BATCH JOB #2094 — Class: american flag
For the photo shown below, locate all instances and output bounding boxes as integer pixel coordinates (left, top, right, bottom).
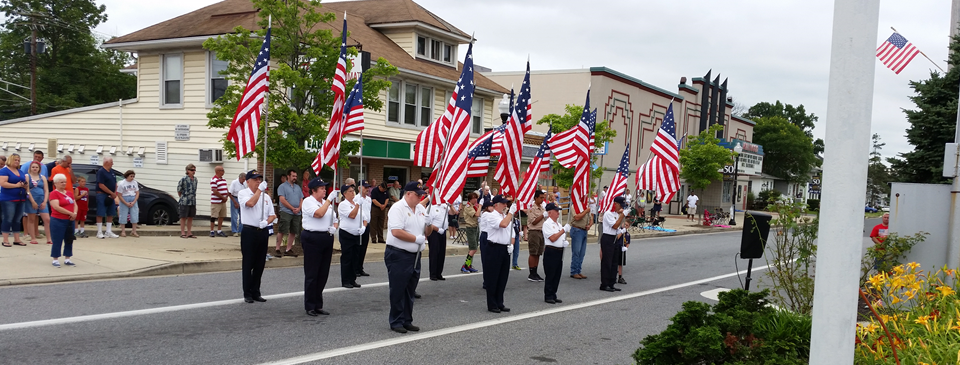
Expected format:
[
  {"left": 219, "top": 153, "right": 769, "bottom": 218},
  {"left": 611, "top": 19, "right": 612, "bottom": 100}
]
[
  {"left": 314, "top": 14, "right": 349, "bottom": 173},
  {"left": 549, "top": 90, "right": 591, "bottom": 168},
  {"left": 636, "top": 104, "right": 680, "bottom": 205},
  {"left": 514, "top": 129, "right": 551, "bottom": 210},
  {"left": 431, "top": 42, "right": 476, "bottom": 205},
  {"left": 227, "top": 28, "right": 271, "bottom": 160},
  {"left": 414, "top": 107, "right": 451, "bottom": 167},
  {"left": 568, "top": 108, "right": 596, "bottom": 214},
  {"left": 877, "top": 32, "right": 920, "bottom": 75},
  {"left": 465, "top": 131, "right": 493, "bottom": 178},
  {"left": 468, "top": 124, "right": 503, "bottom": 153},
  {"left": 341, "top": 74, "right": 364, "bottom": 135},
  {"left": 599, "top": 144, "right": 630, "bottom": 213},
  {"left": 494, "top": 61, "right": 531, "bottom": 197}
]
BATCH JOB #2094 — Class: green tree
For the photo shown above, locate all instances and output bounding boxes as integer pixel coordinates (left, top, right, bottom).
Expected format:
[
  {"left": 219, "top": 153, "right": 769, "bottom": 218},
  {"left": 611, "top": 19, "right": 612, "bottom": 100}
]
[
  {"left": 751, "top": 116, "right": 817, "bottom": 183},
  {"left": 866, "top": 133, "right": 892, "bottom": 206},
  {"left": 743, "top": 100, "right": 824, "bottom": 155},
  {"left": 889, "top": 33, "right": 960, "bottom": 184},
  {"left": 679, "top": 124, "right": 735, "bottom": 192},
  {"left": 204, "top": 0, "right": 397, "bottom": 171},
  {"left": 0, "top": 0, "right": 135, "bottom": 118},
  {"left": 537, "top": 104, "right": 616, "bottom": 190}
]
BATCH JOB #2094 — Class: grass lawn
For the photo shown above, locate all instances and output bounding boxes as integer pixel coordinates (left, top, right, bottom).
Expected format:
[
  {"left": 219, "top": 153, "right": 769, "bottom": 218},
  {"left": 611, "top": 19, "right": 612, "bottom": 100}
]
[{"left": 864, "top": 212, "right": 884, "bottom": 218}]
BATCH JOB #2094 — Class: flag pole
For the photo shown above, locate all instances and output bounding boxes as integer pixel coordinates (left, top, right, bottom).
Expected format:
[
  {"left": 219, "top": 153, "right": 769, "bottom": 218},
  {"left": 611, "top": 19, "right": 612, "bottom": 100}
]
[
  {"left": 261, "top": 15, "right": 272, "bottom": 217},
  {"left": 891, "top": 26, "right": 945, "bottom": 73}
]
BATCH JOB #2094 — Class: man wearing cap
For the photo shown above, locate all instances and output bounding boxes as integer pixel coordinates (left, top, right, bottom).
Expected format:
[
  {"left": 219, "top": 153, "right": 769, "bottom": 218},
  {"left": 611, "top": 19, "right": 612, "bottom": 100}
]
[
  {"left": 370, "top": 182, "right": 390, "bottom": 243},
  {"left": 338, "top": 184, "right": 364, "bottom": 289},
  {"left": 459, "top": 192, "right": 481, "bottom": 273},
  {"left": 599, "top": 196, "right": 626, "bottom": 292},
  {"left": 525, "top": 191, "right": 546, "bottom": 282},
  {"left": 542, "top": 202, "right": 570, "bottom": 304},
  {"left": 354, "top": 180, "right": 373, "bottom": 277},
  {"left": 426, "top": 196, "right": 450, "bottom": 281},
  {"left": 301, "top": 178, "right": 337, "bottom": 316},
  {"left": 238, "top": 170, "right": 277, "bottom": 303},
  {"left": 385, "top": 181, "right": 428, "bottom": 334},
  {"left": 480, "top": 195, "right": 515, "bottom": 313},
  {"left": 568, "top": 198, "right": 593, "bottom": 280}
]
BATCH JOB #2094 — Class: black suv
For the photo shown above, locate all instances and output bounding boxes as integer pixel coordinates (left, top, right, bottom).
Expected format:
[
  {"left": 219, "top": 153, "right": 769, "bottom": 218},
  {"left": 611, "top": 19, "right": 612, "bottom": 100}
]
[{"left": 70, "top": 164, "right": 180, "bottom": 226}]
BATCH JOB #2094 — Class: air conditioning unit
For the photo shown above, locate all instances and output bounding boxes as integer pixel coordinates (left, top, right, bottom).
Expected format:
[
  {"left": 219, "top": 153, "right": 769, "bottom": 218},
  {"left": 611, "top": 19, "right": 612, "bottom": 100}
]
[{"left": 198, "top": 148, "right": 224, "bottom": 163}]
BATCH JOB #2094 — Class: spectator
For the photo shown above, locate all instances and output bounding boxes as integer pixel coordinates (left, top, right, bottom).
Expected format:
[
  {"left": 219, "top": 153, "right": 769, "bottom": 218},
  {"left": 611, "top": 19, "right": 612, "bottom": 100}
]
[
  {"left": 0, "top": 153, "right": 27, "bottom": 246},
  {"left": 228, "top": 172, "right": 246, "bottom": 237},
  {"left": 19, "top": 150, "right": 48, "bottom": 177},
  {"left": 177, "top": 164, "right": 198, "bottom": 238},
  {"left": 300, "top": 168, "right": 311, "bottom": 199},
  {"left": 48, "top": 173, "right": 78, "bottom": 267},
  {"left": 95, "top": 157, "right": 119, "bottom": 238},
  {"left": 24, "top": 161, "right": 51, "bottom": 245},
  {"left": 870, "top": 213, "right": 890, "bottom": 244},
  {"left": 369, "top": 182, "right": 389, "bottom": 243},
  {"left": 209, "top": 166, "right": 229, "bottom": 237},
  {"left": 117, "top": 170, "right": 140, "bottom": 237},
  {"left": 49, "top": 156, "right": 75, "bottom": 199},
  {"left": 75, "top": 176, "right": 90, "bottom": 238},
  {"left": 274, "top": 174, "right": 287, "bottom": 202},
  {"left": 686, "top": 192, "right": 699, "bottom": 221},
  {"left": 276, "top": 169, "right": 303, "bottom": 257}
]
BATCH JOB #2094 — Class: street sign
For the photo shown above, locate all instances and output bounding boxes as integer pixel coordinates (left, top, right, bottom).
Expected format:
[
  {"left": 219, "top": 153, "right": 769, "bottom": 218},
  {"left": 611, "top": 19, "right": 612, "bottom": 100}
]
[
  {"left": 175, "top": 124, "right": 190, "bottom": 141},
  {"left": 593, "top": 142, "right": 609, "bottom": 155}
]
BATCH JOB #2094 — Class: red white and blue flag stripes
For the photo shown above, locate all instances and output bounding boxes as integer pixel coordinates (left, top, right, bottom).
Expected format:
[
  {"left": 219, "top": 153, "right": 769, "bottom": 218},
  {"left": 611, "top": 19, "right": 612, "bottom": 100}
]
[
  {"left": 494, "top": 61, "right": 531, "bottom": 197},
  {"left": 636, "top": 103, "right": 680, "bottom": 204},
  {"left": 313, "top": 14, "right": 349, "bottom": 173},
  {"left": 431, "top": 42, "right": 476, "bottom": 205},
  {"left": 600, "top": 144, "right": 630, "bottom": 213},
  {"left": 227, "top": 28, "right": 271, "bottom": 160},
  {"left": 515, "top": 129, "right": 552, "bottom": 210}
]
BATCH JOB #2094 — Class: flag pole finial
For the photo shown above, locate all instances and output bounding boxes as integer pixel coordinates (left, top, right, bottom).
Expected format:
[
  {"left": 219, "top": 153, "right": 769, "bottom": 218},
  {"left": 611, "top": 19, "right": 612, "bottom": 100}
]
[
  {"left": 344, "top": 11, "right": 347, "bottom": 20},
  {"left": 268, "top": 14, "right": 271, "bottom": 29},
  {"left": 890, "top": 26, "right": 897, "bottom": 33}
]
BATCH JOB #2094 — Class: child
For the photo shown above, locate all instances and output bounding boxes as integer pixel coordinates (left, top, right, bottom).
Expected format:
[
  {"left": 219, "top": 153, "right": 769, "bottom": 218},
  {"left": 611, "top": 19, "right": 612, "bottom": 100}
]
[
  {"left": 116, "top": 170, "right": 140, "bottom": 237},
  {"left": 75, "top": 176, "right": 90, "bottom": 238}
]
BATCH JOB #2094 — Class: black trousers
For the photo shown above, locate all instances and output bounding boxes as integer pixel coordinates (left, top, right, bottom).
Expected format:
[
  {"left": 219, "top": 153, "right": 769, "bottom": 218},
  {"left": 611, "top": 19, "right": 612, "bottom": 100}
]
[
  {"left": 339, "top": 229, "right": 360, "bottom": 285},
  {"left": 302, "top": 230, "right": 333, "bottom": 311},
  {"left": 599, "top": 233, "right": 620, "bottom": 288},
  {"left": 240, "top": 225, "right": 269, "bottom": 298},
  {"left": 356, "top": 229, "right": 369, "bottom": 274},
  {"left": 385, "top": 245, "right": 420, "bottom": 328},
  {"left": 428, "top": 231, "right": 446, "bottom": 279},
  {"left": 543, "top": 246, "right": 564, "bottom": 301},
  {"left": 370, "top": 206, "right": 386, "bottom": 242},
  {"left": 482, "top": 242, "right": 510, "bottom": 310}
]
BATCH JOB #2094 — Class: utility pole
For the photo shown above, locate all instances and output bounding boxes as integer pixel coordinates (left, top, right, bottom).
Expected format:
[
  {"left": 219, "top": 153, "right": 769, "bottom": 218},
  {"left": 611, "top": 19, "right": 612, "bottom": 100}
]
[{"left": 30, "top": 26, "right": 37, "bottom": 115}]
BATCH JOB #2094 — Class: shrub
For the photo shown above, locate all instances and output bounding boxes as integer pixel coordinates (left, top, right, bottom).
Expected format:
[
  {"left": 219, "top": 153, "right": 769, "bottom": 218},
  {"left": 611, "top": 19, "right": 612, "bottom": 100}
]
[
  {"left": 763, "top": 201, "right": 818, "bottom": 315},
  {"left": 746, "top": 191, "right": 757, "bottom": 211},
  {"left": 805, "top": 199, "right": 819, "bottom": 211},
  {"left": 757, "top": 190, "right": 782, "bottom": 210},
  {"left": 858, "top": 232, "right": 926, "bottom": 288}
]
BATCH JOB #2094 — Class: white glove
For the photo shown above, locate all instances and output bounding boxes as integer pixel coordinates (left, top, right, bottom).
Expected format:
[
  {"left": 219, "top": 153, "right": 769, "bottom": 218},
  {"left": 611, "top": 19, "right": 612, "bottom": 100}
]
[
  {"left": 622, "top": 246, "right": 629, "bottom": 252},
  {"left": 563, "top": 240, "right": 570, "bottom": 248},
  {"left": 258, "top": 220, "right": 267, "bottom": 229},
  {"left": 519, "top": 231, "right": 523, "bottom": 239},
  {"left": 509, "top": 203, "right": 518, "bottom": 214},
  {"left": 415, "top": 235, "right": 426, "bottom": 245},
  {"left": 327, "top": 226, "right": 336, "bottom": 234},
  {"left": 356, "top": 226, "right": 364, "bottom": 235},
  {"left": 419, "top": 241, "right": 427, "bottom": 252},
  {"left": 361, "top": 225, "right": 367, "bottom": 234},
  {"left": 507, "top": 243, "right": 514, "bottom": 255},
  {"left": 563, "top": 224, "right": 571, "bottom": 233},
  {"left": 618, "top": 228, "right": 626, "bottom": 234},
  {"left": 327, "top": 192, "right": 337, "bottom": 202},
  {"left": 258, "top": 181, "right": 267, "bottom": 191},
  {"left": 438, "top": 228, "right": 445, "bottom": 234}
]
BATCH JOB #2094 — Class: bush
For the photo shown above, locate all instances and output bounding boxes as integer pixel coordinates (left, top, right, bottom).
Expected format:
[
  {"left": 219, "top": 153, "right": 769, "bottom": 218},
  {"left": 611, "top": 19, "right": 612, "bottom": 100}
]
[
  {"left": 805, "top": 199, "right": 819, "bottom": 211},
  {"left": 633, "top": 289, "right": 810, "bottom": 365},
  {"left": 763, "top": 201, "right": 818, "bottom": 315},
  {"left": 858, "top": 232, "right": 926, "bottom": 288},
  {"left": 746, "top": 191, "right": 757, "bottom": 211},
  {"left": 757, "top": 190, "right": 782, "bottom": 210}
]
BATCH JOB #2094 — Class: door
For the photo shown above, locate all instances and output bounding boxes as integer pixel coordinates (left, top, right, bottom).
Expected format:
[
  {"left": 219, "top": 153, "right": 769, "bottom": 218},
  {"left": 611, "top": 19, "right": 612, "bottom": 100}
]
[{"left": 383, "top": 166, "right": 409, "bottom": 184}]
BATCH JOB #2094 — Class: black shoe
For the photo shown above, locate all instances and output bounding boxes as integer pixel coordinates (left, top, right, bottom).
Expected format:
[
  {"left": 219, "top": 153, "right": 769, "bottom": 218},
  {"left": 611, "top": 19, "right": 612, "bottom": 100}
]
[
  {"left": 437, "top": 276, "right": 445, "bottom": 281},
  {"left": 528, "top": 274, "right": 537, "bottom": 282},
  {"left": 244, "top": 297, "right": 254, "bottom": 303},
  {"left": 414, "top": 292, "right": 422, "bottom": 299},
  {"left": 600, "top": 286, "right": 615, "bottom": 292},
  {"left": 358, "top": 271, "right": 370, "bottom": 277},
  {"left": 611, "top": 286, "right": 622, "bottom": 291},
  {"left": 391, "top": 326, "right": 408, "bottom": 334},
  {"left": 554, "top": 299, "right": 563, "bottom": 303},
  {"left": 403, "top": 324, "right": 420, "bottom": 331},
  {"left": 534, "top": 274, "right": 545, "bottom": 282},
  {"left": 488, "top": 308, "right": 501, "bottom": 313},
  {"left": 351, "top": 282, "right": 361, "bottom": 288},
  {"left": 284, "top": 250, "right": 298, "bottom": 258},
  {"left": 545, "top": 299, "right": 556, "bottom": 304},
  {"left": 317, "top": 309, "right": 330, "bottom": 315},
  {"left": 306, "top": 310, "right": 319, "bottom": 316},
  {"left": 430, "top": 277, "right": 439, "bottom": 281},
  {"left": 499, "top": 307, "right": 511, "bottom": 312},
  {"left": 252, "top": 296, "right": 267, "bottom": 302},
  {"left": 343, "top": 283, "right": 355, "bottom": 289}
]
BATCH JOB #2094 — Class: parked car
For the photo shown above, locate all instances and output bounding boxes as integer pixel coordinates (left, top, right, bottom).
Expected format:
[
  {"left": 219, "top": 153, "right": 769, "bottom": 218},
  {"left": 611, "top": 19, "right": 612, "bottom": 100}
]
[
  {"left": 70, "top": 164, "right": 180, "bottom": 225},
  {"left": 865, "top": 205, "right": 878, "bottom": 213}
]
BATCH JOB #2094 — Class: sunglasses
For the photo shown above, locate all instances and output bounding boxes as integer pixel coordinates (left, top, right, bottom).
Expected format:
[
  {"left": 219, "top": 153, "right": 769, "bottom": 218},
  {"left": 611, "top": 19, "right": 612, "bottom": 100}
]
[{"left": 188, "top": 169, "right": 196, "bottom": 172}]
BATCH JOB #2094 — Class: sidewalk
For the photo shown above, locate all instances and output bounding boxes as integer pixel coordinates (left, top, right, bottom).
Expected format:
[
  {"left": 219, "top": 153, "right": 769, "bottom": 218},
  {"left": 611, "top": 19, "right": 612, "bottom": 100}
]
[{"left": 0, "top": 214, "right": 744, "bottom": 287}]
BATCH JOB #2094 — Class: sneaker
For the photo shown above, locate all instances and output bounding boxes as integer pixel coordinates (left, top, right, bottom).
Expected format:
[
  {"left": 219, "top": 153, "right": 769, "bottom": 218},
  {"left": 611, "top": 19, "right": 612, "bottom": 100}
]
[
  {"left": 52, "top": 261, "right": 61, "bottom": 267},
  {"left": 266, "top": 253, "right": 274, "bottom": 259},
  {"left": 618, "top": 276, "right": 627, "bottom": 285},
  {"left": 210, "top": 231, "right": 216, "bottom": 237},
  {"left": 64, "top": 261, "right": 75, "bottom": 266},
  {"left": 512, "top": 265, "right": 522, "bottom": 270},
  {"left": 217, "top": 232, "right": 229, "bottom": 237},
  {"left": 233, "top": 232, "right": 240, "bottom": 237},
  {"left": 527, "top": 274, "right": 538, "bottom": 282},
  {"left": 96, "top": 231, "right": 105, "bottom": 239},
  {"left": 534, "top": 274, "right": 545, "bottom": 282},
  {"left": 105, "top": 231, "right": 119, "bottom": 239},
  {"left": 467, "top": 266, "right": 478, "bottom": 273},
  {"left": 461, "top": 265, "right": 470, "bottom": 273},
  {"left": 275, "top": 250, "right": 283, "bottom": 258}
]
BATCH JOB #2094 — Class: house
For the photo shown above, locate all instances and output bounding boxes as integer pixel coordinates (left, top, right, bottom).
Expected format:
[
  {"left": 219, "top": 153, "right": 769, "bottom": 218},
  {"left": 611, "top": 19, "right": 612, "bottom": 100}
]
[{"left": 0, "top": 0, "right": 508, "bottom": 220}]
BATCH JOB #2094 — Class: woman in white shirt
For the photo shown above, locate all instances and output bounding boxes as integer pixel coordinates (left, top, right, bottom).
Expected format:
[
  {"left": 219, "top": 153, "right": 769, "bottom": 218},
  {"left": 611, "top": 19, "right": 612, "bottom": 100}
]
[
  {"left": 116, "top": 170, "right": 141, "bottom": 237},
  {"left": 301, "top": 178, "right": 337, "bottom": 316},
  {"left": 542, "top": 203, "right": 570, "bottom": 304},
  {"left": 338, "top": 185, "right": 364, "bottom": 289},
  {"left": 479, "top": 195, "right": 515, "bottom": 313},
  {"left": 600, "top": 196, "right": 626, "bottom": 292},
  {"left": 354, "top": 181, "right": 373, "bottom": 278}
]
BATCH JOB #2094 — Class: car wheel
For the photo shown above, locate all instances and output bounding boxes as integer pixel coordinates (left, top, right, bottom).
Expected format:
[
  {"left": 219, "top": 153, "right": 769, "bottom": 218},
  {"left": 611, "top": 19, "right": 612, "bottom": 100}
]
[{"left": 148, "top": 204, "right": 174, "bottom": 226}]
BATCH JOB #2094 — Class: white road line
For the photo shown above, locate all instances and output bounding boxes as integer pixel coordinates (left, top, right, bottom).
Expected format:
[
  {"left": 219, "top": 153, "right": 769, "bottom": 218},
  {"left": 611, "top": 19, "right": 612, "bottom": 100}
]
[
  {"left": 0, "top": 272, "right": 482, "bottom": 332},
  {"left": 259, "top": 265, "right": 771, "bottom": 365}
]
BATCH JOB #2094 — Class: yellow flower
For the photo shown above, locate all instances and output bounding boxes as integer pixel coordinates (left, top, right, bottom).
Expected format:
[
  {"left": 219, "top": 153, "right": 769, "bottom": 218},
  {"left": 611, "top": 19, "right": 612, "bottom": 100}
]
[
  {"left": 868, "top": 274, "right": 885, "bottom": 290},
  {"left": 915, "top": 315, "right": 930, "bottom": 325},
  {"left": 894, "top": 265, "right": 906, "bottom": 275},
  {"left": 890, "top": 295, "right": 902, "bottom": 304},
  {"left": 908, "top": 262, "right": 921, "bottom": 270},
  {"left": 935, "top": 285, "right": 956, "bottom": 297}
]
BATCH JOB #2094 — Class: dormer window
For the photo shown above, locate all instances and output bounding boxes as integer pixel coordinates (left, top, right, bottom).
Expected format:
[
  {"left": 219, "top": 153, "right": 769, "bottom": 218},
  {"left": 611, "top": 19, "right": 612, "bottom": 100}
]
[{"left": 416, "top": 34, "right": 455, "bottom": 66}]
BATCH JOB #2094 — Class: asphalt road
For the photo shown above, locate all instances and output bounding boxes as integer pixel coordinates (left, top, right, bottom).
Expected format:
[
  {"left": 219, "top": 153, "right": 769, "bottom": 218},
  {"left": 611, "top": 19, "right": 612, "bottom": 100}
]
[{"left": 0, "top": 226, "right": 874, "bottom": 365}]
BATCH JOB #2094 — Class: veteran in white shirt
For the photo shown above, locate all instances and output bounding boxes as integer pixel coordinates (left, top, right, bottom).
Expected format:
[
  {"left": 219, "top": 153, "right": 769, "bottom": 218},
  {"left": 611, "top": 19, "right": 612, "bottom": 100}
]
[
  {"left": 338, "top": 184, "right": 364, "bottom": 289},
  {"left": 479, "top": 195, "right": 515, "bottom": 314},
  {"left": 384, "top": 182, "right": 429, "bottom": 334},
  {"left": 542, "top": 202, "right": 570, "bottom": 304},
  {"left": 426, "top": 201, "right": 450, "bottom": 281},
  {"left": 354, "top": 181, "right": 374, "bottom": 277},
  {"left": 237, "top": 170, "right": 277, "bottom": 304},
  {"left": 599, "top": 196, "right": 626, "bottom": 293},
  {"left": 300, "top": 178, "right": 337, "bottom": 316}
]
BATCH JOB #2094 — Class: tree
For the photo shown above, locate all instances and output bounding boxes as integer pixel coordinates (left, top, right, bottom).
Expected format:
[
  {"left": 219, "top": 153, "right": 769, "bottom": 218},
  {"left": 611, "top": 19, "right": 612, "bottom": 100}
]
[
  {"left": 743, "top": 100, "right": 824, "bottom": 155},
  {"left": 751, "top": 116, "right": 817, "bottom": 183},
  {"left": 866, "top": 133, "right": 892, "bottom": 206},
  {"left": 0, "top": 0, "right": 135, "bottom": 119},
  {"left": 537, "top": 104, "right": 616, "bottom": 190},
  {"left": 204, "top": 0, "right": 397, "bottom": 172},
  {"left": 889, "top": 33, "right": 960, "bottom": 184},
  {"left": 679, "top": 124, "right": 735, "bottom": 192}
]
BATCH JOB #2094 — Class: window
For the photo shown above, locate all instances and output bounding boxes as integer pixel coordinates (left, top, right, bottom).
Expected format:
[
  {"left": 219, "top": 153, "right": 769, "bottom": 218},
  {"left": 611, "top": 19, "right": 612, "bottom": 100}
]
[
  {"left": 415, "top": 34, "right": 455, "bottom": 66},
  {"left": 430, "top": 39, "right": 441, "bottom": 61},
  {"left": 417, "top": 36, "right": 427, "bottom": 56},
  {"left": 471, "top": 97, "right": 484, "bottom": 134},
  {"left": 209, "top": 52, "right": 228, "bottom": 104},
  {"left": 161, "top": 54, "right": 182, "bottom": 106},
  {"left": 443, "top": 45, "right": 452, "bottom": 63},
  {"left": 388, "top": 80, "right": 433, "bottom": 128}
]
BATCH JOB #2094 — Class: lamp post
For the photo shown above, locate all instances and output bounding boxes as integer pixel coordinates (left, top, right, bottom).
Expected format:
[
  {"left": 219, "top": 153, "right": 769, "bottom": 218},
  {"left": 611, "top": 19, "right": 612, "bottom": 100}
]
[
  {"left": 730, "top": 142, "right": 743, "bottom": 225},
  {"left": 498, "top": 93, "right": 510, "bottom": 124}
]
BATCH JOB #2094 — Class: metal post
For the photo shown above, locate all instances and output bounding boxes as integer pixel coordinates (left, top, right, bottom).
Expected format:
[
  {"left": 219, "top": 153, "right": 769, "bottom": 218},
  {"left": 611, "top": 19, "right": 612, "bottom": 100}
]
[
  {"left": 809, "top": 1, "right": 879, "bottom": 364},
  {"left": 946, "top": 78, "right": 960, "bottom": 269},
  {"left": 743, "top": 258, "right": 754, "bottom": 290},
  {"left": 729, "top": 154, "right": 739, "bottom": 226},
  {"left": 30, "top": 28, "right": 37, "bottom": 116}
]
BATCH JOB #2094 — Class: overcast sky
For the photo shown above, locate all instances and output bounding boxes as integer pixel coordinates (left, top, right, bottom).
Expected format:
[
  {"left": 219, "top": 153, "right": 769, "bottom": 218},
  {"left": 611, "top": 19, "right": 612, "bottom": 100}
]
[{"left": 92, "top": 0, "right": 955, "bottom": 159}]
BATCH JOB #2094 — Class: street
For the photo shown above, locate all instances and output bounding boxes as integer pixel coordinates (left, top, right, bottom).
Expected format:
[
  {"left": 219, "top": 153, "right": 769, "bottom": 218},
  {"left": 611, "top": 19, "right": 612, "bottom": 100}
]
[{"left": 0, "top": 225, "right": 877, "bottom": 365}]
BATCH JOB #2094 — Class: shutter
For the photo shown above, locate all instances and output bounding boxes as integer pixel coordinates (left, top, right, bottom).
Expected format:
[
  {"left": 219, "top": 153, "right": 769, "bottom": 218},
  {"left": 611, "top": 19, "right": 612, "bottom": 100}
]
[{"left": 155, "top": 141, "right": 168, "bottom": 165}]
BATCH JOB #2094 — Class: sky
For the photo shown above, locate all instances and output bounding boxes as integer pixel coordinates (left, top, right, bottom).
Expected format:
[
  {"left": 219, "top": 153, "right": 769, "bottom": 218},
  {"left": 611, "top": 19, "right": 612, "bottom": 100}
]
[{"left": 90, "top": 0, "right": 955, "bottom": 160}]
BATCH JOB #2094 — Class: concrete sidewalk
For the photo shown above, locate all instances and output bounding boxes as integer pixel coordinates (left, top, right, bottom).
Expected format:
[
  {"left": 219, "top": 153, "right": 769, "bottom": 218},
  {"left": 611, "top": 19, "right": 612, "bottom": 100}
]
[{"left": 0, "top": 212, "right": 746, "bottom": 287}]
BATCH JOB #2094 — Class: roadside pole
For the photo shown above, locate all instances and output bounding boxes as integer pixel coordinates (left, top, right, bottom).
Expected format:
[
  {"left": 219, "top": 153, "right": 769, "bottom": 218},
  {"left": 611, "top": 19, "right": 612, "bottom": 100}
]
[
  {"left": 946, "top": 80, "right": 960, "bottom": 269},
  {"left": 808, "top": 1, "right": 879, "bottom": 364}
]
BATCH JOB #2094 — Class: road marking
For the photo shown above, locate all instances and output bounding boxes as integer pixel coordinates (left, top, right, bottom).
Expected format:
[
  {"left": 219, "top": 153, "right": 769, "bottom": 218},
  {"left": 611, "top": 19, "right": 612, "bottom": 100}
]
[
  {"left": 0, "top": 272, "right": 482, "bottom": 332},
  {"left": 259, "top": 265, "right": 772, "bottom": 365},
  {"left": 700, "top": 288, "right": 730, "bottom": 301}
]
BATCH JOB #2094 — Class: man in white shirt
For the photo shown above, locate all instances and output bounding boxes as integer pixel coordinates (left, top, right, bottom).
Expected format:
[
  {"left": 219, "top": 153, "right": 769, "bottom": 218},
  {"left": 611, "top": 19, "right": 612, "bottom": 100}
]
[
  {"left": 354, "top": 181, "right": 373, "bottom": 277},
  {"left": 300, "top": 178, "right": 337, "bottom": 316},
  {"left": 686, "top": 192, "right": 699, "bottom": 221},
  {"left": 542, "top": 203, "right": 570, "bottom": 304},
  {"left": 228, "top": 173, "right": 245, "bottom": 237},
  {"left": 480, "top": 195, "right": 515, "bottom": 313},
  {"left": 427, "top": 199, "right": 450, "bottom": 281},
  {"left": 237, "top": 170, "right": 277, "bottom": 303},
  {"left": 384, "top": 181, "right": 429, "bottom": 334},
  {"left": 338, "top": 184, "right": 364, "bottom": 289},
  {"left": 599, "top": 196, "right": 626, "bottom": 293}
]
